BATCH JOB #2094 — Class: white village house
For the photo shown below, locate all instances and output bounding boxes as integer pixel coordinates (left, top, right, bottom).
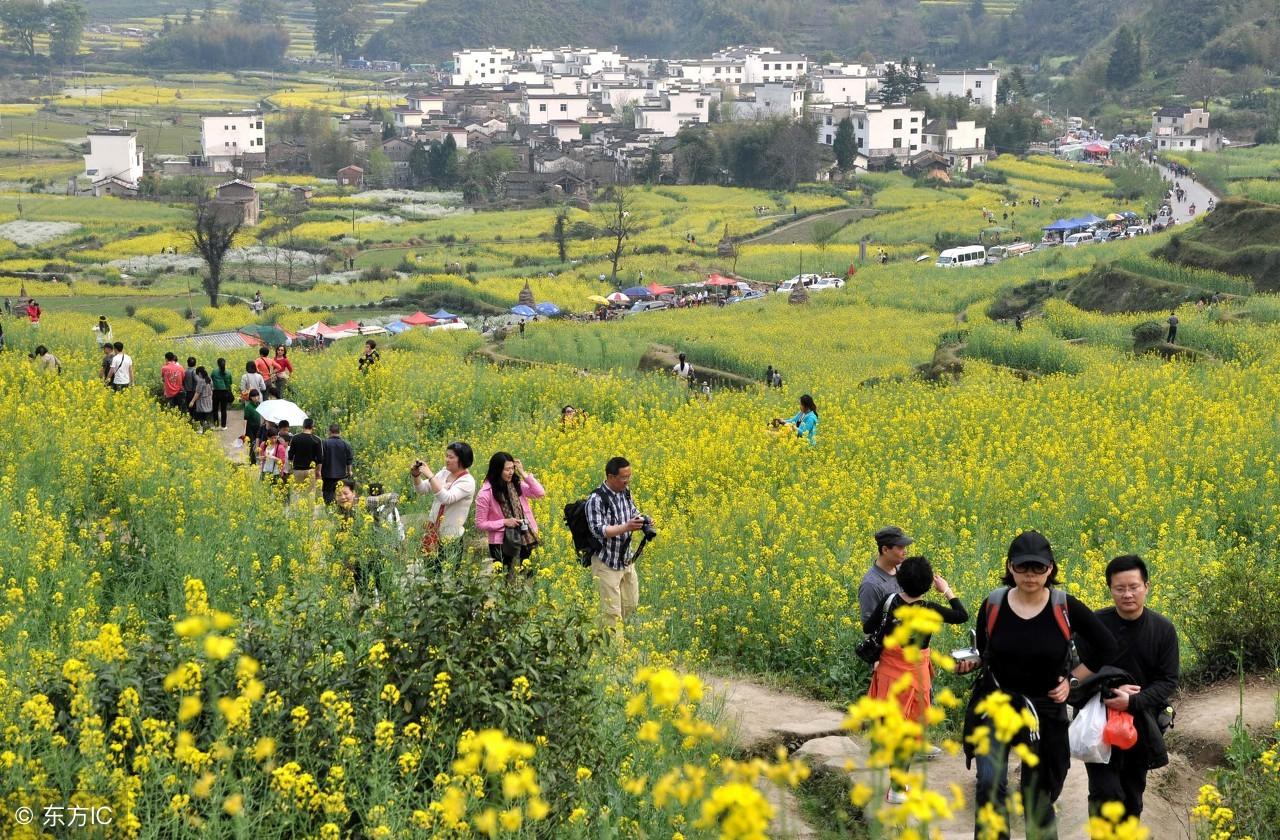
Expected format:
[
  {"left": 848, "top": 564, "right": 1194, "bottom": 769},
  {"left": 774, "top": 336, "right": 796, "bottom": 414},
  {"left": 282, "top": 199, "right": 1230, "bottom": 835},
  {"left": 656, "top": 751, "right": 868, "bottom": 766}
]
[
  {"left": 200, "top": 111, "right": 266, "bottom": 173},
  {"left": 83, "top": 127, "right": 144, "bottom": 189}
]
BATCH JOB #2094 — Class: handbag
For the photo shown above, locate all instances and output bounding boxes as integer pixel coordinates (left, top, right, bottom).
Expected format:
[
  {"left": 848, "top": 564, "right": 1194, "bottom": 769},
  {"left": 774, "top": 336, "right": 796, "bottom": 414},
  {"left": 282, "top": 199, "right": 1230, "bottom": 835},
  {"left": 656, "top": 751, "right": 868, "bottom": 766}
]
[
  {"left": 501, "top": 525, "right": 523, "bottom": 559},
  {"left": 855, "top": 593, "right": 898, "bottom": 664},
  {"left": 420, "top": 508, "right": 445, "bottom": 555}
]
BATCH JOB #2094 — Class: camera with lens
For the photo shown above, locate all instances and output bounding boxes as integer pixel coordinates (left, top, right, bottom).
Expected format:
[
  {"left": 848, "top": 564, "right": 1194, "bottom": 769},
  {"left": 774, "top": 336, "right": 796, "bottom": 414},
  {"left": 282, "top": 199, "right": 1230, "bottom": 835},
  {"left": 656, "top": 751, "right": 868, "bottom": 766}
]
[
  {"left": 367, "top": 482, "right": 384, "bottom": 497},
  {"left": 638, "top": 515, "right": 658, "bottom": 541}
]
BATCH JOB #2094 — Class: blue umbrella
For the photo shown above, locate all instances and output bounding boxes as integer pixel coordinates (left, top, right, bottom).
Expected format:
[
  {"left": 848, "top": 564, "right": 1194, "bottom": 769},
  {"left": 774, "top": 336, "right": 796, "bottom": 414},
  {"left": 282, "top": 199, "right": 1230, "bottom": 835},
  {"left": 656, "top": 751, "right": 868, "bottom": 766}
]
[
  {"left": 511, "top": 304, "right": 536, "bottom": 317},
  {"left": 384, "top": 321, "right": 411, "bottom": 334},
  {"left": 534, "top": 302, "right": 561, "bottom": 316},
  {"left": 621, "top": 286, "right": 652, "bottom": 299},
  {"left": 430, "top": 309, "right": 457, "bottom": 321}
]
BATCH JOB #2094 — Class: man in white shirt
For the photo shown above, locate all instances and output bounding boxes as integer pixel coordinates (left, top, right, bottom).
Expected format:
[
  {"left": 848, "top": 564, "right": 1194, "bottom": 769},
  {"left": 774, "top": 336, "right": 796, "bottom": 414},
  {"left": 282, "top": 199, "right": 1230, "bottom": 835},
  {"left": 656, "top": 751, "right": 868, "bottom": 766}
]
[{"left": 108, "top": 341, "right": 133, "bottom": 391}]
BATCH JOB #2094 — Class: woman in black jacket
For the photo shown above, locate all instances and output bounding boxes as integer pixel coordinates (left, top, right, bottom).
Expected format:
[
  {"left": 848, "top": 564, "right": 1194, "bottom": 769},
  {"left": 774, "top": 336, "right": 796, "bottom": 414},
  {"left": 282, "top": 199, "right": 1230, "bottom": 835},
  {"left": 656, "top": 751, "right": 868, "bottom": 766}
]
[{"left": 961, "top": 531, "right": 1118, "bottom": 840}]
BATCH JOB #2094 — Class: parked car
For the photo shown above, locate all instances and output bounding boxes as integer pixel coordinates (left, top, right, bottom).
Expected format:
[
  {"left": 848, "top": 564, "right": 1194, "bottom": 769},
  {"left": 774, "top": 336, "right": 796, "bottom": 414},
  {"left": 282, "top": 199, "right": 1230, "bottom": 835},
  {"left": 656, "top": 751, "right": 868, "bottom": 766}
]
[
  {"left": 986, "top": 242, "right": 1035, "bottom": 264},
  {"left": 726, "top": 290, "right": 766, "bottom": 304},
  {"left": 811, "top": 275, "right": 845, "bottom": 290},
  {"left": 936, "top": 245, "right": 988, "bottom": 267},
  {"left": 776, "top": 273, "right": 843, "bottom": 293},
  {"left": 1064, "top": 232, "right": 1096, "bottom": 247},
  {"left": 1125, "top": 225, "right": 1148, "bottom": 237},
  {"left": 628, "top": 300, "right": 669, "bottom": 313}
]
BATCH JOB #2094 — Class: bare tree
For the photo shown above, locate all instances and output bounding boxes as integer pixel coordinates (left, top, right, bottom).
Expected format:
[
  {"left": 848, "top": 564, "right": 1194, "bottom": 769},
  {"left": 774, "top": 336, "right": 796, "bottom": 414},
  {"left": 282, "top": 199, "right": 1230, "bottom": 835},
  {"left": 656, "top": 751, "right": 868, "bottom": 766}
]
[
  {"left": 598, "top": 186, "right": 642, "bottom": 286},
  {"left": 189, "top": 200, "right": 243, "bottom": 308},
  {"left": 1180, "top": 60, "right": 1225, "bottom": 108}
]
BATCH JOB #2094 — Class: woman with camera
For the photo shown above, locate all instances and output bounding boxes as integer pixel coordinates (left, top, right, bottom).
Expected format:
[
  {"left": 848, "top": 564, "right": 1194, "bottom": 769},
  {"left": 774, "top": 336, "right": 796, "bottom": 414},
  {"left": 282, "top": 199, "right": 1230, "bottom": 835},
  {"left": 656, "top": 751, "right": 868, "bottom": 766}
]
[
  {"left": 474, "top": 452, "right": 545, "bottom": 577},
  {"left": 771, "top": 394, "right": 818, "bottom": 444},
  {"left": 410, "top": 442, "right": 476, "bottom": 564}
]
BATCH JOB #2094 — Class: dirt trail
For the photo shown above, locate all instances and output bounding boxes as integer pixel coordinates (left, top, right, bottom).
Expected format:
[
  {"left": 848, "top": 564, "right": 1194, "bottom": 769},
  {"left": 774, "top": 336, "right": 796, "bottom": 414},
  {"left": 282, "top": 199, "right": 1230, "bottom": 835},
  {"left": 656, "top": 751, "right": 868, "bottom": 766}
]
[
  {"left": 705, "top": 672, "right": 1277, "bottom": 839},
  {"left": 744, "top": 206, "right": 876, "bottom": 246}
]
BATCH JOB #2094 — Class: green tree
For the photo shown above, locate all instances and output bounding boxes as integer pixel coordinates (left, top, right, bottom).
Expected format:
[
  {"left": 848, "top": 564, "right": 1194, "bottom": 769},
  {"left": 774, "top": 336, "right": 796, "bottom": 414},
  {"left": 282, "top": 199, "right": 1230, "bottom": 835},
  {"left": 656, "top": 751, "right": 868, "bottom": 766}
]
[
  {"left": 313, "top": 0, "right": 363, "bottom": 61},
  {"left": 674, "top": 128, "right": 720, "bottom": 184},
  {"left": 0, "top": 0, "right": 47, "bottom": 57},
  {"left": 427, "top": 134, "right": 459, "bottom": 187},
  {"left": 637, "top": 148, "right": 662, "bottom": 184},
  {"left": 986, "top": 103, "right": 1041, "bottom": 154},
  {"left": 48, "top": 1, "right": 87, "bottom": 64},
  {"left": 189, "top": 199, "right": 243, "bottom": 308},
  {"left": 553, "top": 208, "right": 569, "bottom": 262},
  {"left": 1105, "top": 26, "right": 1141, "bottom": 89},
  {"left": 880, "top": 64, "right": 902, "bottom": 103},
  {"left": 833, "top": 117, "right": 856, "bottom": 170},
  {"left": 461, "top": 147, "right": 515, "bottom": 203},
  {"left": 238, "top": 0, "right": 280, "bottom": 23},
  {"left": 365, "top": 148, "right": 392, "bottom": 188},
  {"left": 408, "top": 140, "right": 429, "bottom": 186}
]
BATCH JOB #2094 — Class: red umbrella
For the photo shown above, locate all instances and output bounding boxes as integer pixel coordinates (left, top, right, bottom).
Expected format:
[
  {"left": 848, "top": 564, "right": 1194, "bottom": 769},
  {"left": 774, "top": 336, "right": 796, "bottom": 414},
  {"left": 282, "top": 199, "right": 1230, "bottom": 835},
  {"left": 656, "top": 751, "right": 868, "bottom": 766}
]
[
  {"left": 705, "top": 274, "right": 738, "bottom": 287},
  {"left": 646, "top": 282, "right": 675, "bottom": 295}
]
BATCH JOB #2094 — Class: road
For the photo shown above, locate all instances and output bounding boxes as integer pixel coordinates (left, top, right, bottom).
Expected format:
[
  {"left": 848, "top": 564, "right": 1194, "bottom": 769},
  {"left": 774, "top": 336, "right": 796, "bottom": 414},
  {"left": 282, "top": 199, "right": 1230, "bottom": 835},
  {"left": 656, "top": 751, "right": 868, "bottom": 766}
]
[{"left": 1155, "top": 163, "right": 1217, "bottom": 225}]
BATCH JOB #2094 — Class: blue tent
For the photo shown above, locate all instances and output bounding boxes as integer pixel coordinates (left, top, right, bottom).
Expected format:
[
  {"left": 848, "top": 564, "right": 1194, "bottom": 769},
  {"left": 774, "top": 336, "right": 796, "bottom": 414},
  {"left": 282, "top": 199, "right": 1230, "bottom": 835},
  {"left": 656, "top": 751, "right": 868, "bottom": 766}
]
[
  {"left": 1078, "top": 214, "right": 1105, "bottom": 225},
  {"left": 384, "top": 321, "right": 411, "bottom": 334},
  {"left": 430, "top": 309, "right": 457, "bottom": 321},
  {"left": 1042, "top": 219, "right": 1076, "bottom": 231},
  {"left": 621, "top": 286, "right": 653, "bottom": 299},
  {"left": 511, "top": 304, "right": 536, "bottom": 317},
  {"left": 534, "top": 302, "right": 561, "bottom": 316}
]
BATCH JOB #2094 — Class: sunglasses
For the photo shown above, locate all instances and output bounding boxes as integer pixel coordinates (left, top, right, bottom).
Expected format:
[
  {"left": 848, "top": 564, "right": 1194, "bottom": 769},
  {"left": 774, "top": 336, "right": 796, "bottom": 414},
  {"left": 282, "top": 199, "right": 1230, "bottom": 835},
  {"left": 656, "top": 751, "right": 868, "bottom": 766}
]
[{"left": 1011, "top": 561, "right": 1051, "bottom": 574}]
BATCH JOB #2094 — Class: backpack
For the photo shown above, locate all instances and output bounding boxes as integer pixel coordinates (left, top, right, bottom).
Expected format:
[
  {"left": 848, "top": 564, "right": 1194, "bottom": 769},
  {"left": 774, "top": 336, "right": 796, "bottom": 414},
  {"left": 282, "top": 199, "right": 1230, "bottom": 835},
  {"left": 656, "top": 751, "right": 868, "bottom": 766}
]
[
  {"left": 563, "top": 487, "right": 606, "bottom": 567},
  {"left": 984, "top": 586, "right": 1078, "bottom": 670}
]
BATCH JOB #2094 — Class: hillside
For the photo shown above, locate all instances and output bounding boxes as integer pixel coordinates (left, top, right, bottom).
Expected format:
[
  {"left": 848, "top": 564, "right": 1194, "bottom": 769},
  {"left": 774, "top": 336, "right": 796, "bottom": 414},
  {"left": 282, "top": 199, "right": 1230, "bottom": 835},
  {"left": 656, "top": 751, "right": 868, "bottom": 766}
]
[{"left": 1156, "top": 199, "right": 1280, "bottom": 293}]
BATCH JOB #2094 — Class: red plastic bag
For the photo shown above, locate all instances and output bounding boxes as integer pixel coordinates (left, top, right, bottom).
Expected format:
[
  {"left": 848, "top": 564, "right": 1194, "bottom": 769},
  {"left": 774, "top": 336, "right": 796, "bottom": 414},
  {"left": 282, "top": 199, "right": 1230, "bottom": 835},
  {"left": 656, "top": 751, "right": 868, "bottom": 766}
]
[{"left": 1103, "top": 708, "right": 1138, "bottom": 750}]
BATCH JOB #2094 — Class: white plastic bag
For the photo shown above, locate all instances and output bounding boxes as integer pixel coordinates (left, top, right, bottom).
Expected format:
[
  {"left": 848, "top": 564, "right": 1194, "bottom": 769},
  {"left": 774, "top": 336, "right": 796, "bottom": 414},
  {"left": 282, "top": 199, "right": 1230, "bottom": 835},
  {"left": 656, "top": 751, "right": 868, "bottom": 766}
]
[{"left": 1069, "top": 694, "right": 1112, "bottom": 764}]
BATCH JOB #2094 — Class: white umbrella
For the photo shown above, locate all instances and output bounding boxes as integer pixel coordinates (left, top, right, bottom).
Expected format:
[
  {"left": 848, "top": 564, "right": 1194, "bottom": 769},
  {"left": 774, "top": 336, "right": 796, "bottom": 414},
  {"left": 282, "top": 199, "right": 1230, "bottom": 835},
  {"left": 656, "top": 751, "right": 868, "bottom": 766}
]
[
  {"left": 256, "top": 400, "right": 308, "bottom": 427},
  {"left": 606, "top": 291, "right": 630, "bottom": 303}
]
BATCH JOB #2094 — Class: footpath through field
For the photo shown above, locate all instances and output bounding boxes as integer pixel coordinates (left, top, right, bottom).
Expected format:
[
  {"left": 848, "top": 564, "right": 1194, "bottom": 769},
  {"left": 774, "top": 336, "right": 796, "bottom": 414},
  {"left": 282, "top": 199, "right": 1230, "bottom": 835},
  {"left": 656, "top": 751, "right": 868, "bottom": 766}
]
[
  {"left": 706, "top": 672, "right": 1278, "bottom": 838},
  {"left": 1156, "top": 163, "right": 1217, "bottom": 226},
  {"left": 743, "top": 206, "right": 876, "bottom": 246}
]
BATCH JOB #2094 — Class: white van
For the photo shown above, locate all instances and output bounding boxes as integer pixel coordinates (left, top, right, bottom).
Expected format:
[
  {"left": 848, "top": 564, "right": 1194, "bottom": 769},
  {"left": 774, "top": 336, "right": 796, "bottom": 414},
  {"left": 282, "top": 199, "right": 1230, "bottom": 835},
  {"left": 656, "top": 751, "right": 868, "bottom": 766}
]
[
  {"left": 985, "top": 242, "right": 1035, "bottom": 264},
  {"left": 776, "top": 273, "right": 821, "bottom": 293},
  {"left": 1063, "top": 232, "right": 1096, "bottom": 247},
  {"left": 936, "top": 245, "right": 987, "bottom": 268}
]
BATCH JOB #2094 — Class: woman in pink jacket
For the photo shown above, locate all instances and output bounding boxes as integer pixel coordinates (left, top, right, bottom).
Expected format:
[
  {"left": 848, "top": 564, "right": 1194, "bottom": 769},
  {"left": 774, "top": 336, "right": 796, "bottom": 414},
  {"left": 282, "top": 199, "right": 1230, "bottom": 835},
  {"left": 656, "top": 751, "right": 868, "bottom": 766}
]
[{"left": 474, "top": 452, "right": 545, "bottom": 577}]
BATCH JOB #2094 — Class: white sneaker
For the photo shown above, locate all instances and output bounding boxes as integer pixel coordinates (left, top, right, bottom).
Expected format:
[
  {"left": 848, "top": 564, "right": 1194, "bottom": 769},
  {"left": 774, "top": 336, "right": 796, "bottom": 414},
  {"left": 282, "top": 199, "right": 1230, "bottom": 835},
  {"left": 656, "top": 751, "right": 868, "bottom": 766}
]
[
  {"left": 923, "top": 744, "right": 944, "bottom": 760},
  {"left": 885, "top": 787, "right": 908, "bottom": 804}
]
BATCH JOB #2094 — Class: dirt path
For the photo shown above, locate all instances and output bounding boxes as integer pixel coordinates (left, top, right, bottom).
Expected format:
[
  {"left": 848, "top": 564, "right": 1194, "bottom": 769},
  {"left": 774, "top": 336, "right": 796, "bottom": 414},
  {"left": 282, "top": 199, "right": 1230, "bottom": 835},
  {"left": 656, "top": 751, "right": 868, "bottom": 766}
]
[
  {"left": 705, "top": 672, "right": 1277, "bottom": 839},
  {"left": 218, "top": 408, "right": 248, "bottom": 464},
  {"left": 744, "top": 206, "right": 876, "bottom": 246}
]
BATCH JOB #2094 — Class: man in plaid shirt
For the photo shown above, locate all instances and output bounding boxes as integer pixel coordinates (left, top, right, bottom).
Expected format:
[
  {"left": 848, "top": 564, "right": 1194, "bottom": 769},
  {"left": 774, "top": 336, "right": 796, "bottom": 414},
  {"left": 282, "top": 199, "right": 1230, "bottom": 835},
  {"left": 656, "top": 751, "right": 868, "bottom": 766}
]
[{"left": 584, "top": 456, "right": 648, "bottom": 633}]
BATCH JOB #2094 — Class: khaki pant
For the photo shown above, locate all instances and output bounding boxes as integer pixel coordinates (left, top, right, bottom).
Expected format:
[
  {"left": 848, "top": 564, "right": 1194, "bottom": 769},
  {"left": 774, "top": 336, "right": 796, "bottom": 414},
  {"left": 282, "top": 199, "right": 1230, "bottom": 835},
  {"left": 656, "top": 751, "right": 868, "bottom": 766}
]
[{"left": 591, "top": 555, "right": 638, "bottom": 626}]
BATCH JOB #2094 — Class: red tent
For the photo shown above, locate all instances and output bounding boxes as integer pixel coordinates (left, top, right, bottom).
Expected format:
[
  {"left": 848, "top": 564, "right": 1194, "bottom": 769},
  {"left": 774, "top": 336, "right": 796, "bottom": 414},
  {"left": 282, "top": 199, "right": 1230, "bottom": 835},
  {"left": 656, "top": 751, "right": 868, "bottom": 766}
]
[
  {"left": 401, "top": 311, "right": 438, "bottom": 326},
  {"left": 705, "top": 274, "right": 738, "bottom": 287},
  {"left": 646, "top": 282, "right": 676, "bottom": 296},
  {"left": 332, "top": 320, "right": 360, "bottom": 331},
  {"left": 1084, "top": 143, "right": 1110, "bottom": 155}
]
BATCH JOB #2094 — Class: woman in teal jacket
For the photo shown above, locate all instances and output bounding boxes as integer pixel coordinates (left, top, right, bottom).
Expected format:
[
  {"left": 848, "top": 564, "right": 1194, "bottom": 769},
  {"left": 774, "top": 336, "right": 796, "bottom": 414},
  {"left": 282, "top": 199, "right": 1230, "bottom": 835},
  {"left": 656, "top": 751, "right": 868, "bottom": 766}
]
[{"left": 785, "top": 394, "right": 819, "bottom": 444}]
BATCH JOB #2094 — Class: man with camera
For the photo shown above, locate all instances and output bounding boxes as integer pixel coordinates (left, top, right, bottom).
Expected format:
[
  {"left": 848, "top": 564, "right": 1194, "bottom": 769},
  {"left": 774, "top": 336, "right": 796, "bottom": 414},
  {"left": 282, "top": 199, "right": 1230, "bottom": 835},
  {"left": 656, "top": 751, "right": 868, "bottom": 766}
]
[{"left": 583, "top": 456, "right": 654, "bottom": 635}]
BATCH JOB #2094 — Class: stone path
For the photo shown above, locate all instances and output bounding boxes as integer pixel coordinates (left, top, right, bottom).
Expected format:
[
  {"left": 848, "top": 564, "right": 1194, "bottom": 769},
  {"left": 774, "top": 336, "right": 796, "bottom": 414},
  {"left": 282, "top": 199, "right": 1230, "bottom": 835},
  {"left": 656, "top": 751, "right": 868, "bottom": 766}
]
[{"left": 705, "top": 672, "right": 1277, "bottom": 839}]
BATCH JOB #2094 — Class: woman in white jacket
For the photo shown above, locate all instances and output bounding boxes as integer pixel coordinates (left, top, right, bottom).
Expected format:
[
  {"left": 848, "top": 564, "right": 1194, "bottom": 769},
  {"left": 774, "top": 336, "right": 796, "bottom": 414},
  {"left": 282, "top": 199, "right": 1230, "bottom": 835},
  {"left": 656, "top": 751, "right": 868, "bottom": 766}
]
[{"left": 410, "top": 441, "right": 476, "bottom": 566}]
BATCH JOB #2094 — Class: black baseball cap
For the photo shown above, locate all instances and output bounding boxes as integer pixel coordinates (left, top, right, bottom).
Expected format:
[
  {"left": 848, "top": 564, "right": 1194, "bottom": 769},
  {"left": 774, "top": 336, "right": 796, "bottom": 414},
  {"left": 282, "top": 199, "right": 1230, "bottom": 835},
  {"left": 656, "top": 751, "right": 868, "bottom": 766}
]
[
  {"left": 1008, "top": 530, "right": 1054, "bottom": 568},
  {"left": 874, "top": 526, "right": 914, "bottom": 548}
]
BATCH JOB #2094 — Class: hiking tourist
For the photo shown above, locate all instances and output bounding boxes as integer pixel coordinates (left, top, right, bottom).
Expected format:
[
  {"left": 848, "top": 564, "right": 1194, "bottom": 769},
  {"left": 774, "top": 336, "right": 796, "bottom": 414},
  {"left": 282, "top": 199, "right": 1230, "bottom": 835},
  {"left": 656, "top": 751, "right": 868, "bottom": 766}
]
[
  {"left": 672, "top": 352, "right": 694, "bottom": 384},
  {"left": 858, "top": 526, "right": 912, "bottom": 626},
  {"left": 242, "top": 390, "right": 264, "bottom": 466},
  {"left": 182, "top": 357, "right": 198, "bottom": 414},
  {"left": 188, "top": 366, "right": 214, "bottom": 433},
  {"left": 273, "top": 346, "right": 293, "bottom": 397},
  {"left": 583, "top": 456, "right": 651, "bottom": 635},
  {"left": 774, "top": 394, "right": 818, "bottom": 444},
  {"left": 474, "top": 452, "right": 545, "bottom": 578},
  {"left": 288, "top": 418, "right": 325, "bottom": 497},
  {"left": 100, "top": 343, "right": 117, "bottom": 386},
  {"left": 254, "top": 347, "right": 278, "bottom": 397},
  {"left": 962, "top": 530, "right": 1118, "bottom": 840},
  {"left": 359, "top": 340, "right": 380, "bottom": 373},
  {"left": 161, "top": 352, "right": 185, "bottom": 408},
  {"left": 107, "top": 342, "right": 132, "bottom": 391},
  {"left": 862, "top": 555, "right": 968, "bottom": 802},
  {"left": 93, "top": 316, "right": 113, "bottom": 346},
  {"left": 32, "top": 345, "right": 60, "bottom": 374},
  {"left": 410, "top": 442, "right": 476, "bottom": 563},
  {"left": 211, "top": 358, "right": 234, "bottom": 430},
  {"left": 241, "top": 361, "right": 267, "bottom": 408},
  {"left": 321, "top": 424, "right": 355, "bottom": 504},
  {"left": 1166, "top": 312, "right": 1178, "bottom": 343},
  {"left": 1081, "top": 555, "right": 1179, "bottom": 820}
]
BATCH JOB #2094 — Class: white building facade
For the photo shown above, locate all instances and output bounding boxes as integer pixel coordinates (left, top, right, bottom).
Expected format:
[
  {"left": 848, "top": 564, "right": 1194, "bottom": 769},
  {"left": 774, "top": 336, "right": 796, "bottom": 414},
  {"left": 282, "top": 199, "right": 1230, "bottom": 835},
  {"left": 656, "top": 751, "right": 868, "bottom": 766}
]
[
  {"left": 452, "top": 47, "right": 516, "bottom": 85},
  {"left": 923, "top": 69, "right": 1000, "bottom": 110},
  {"left": 200, "top": 111, "right": 265, "bottom": 173},
  {"left": 83, "top": 128, "right": 144, "bottom": 186},
  {"left": 852, "top": 104, "right": 925, "bottom": 159}
]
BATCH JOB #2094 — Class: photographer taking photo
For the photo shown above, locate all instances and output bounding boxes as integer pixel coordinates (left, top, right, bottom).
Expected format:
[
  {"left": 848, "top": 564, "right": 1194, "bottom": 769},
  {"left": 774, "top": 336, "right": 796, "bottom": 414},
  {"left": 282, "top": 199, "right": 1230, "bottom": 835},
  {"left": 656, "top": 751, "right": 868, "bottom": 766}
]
[{"left": 583, "top": 456, "right": 654, "bottom": 637}]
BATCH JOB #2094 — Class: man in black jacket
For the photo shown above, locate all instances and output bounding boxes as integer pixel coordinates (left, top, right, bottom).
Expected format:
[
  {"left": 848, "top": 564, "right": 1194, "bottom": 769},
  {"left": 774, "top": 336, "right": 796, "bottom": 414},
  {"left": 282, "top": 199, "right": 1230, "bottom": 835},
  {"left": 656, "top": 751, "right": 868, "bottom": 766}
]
[{"left": 1084, "top": 554, "right": 1179, "bottom": 820}]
